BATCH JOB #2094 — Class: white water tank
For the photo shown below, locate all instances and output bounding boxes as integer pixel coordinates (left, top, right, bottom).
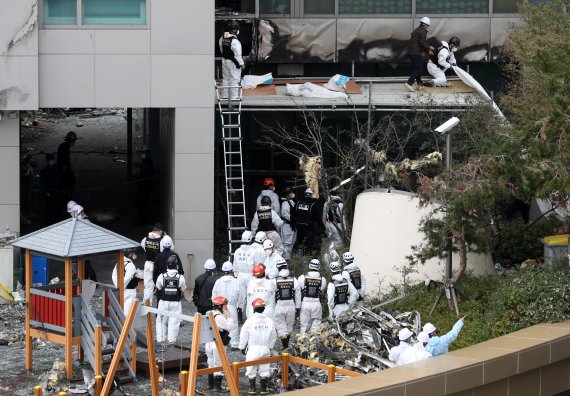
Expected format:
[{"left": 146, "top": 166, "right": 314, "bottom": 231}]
[{"left": 350, "top": 189, "right": 494, "bottom": 295}]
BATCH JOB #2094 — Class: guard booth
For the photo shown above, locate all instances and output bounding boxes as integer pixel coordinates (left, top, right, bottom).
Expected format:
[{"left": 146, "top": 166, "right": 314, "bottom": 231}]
[{"left": 10, "top": 216, "right": 139, "bottom": 380}]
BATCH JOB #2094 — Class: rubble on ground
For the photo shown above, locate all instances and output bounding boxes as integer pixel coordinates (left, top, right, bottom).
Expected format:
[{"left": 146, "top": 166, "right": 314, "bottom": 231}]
[{"left": 287, "top": 306, "right": 421, "bottom": 388}]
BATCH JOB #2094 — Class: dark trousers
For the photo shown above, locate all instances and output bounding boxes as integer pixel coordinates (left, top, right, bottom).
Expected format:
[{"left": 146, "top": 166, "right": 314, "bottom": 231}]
[
  {"left": 295, "top": 224, "right": 315, "bottom": 255},
  {"left": 407, "top": 54, "right": 425, "bottom": 85}
]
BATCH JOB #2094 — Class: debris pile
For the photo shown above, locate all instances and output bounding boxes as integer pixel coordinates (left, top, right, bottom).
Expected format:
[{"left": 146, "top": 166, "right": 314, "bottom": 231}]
[{"left": 288, "top": 306, "right": 421, "bottom": 388}]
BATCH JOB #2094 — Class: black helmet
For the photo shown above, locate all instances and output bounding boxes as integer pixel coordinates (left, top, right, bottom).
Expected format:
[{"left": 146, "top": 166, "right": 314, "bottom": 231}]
[
  {"left": 228, "top": 20, "right": 240, "bottom": 31},
  {"left": 166, "top": 255, "right": 178, "bottom": 270},
  {"left": 283, "top": 186, "right": 294, "bottom": 195},
  {"left": 261, "top": 195, "right": 271, "bottom": 206},
  {"left": 124, "top": 248, "right": 136, "bottom": 257},
  {"left": 65, "top": 131, "right": 77, "bottom": 141},
  {"left": 449, "top": 36, "right": 460, "bottom": 47}
]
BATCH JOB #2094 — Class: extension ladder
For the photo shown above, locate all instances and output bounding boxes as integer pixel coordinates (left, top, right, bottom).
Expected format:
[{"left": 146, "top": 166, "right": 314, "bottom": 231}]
[{"left": 215, "top": 82, "right": 248, "bottom": 259}]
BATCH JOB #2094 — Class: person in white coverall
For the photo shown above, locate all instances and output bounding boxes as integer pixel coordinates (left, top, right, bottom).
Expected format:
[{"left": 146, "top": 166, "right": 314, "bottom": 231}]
[
  {"left": 262, "top": 239, "right": 284, "bottom": 279},
  {"left": 211, "top": 261, "right": 242, "bottom": 349},
  {"left": 233, "top": 230, "right": 255, "bottom": 321},
  {"left": 279, "top": 186, "right": 297, "bottom": 259},
  {"left": 426, "top": 36, "right": 460, "bottom": 87},
  {"left": 140, "top": 223, "right": 165, "bottom": 304},
  {"left": 205, "top": 296, "right": 234, "bottom": 392},
  {"left": 155, "top": 256, "right": 186, "bottom": 344},
  {"left": 398, "top": 331, "right": 432, "bottom": 366},
  {"left": 246, "top": 264, "right": 276, "bottom": 319},
  {"left": 272, "top": 258, "right": 301, "bottom": 348},
  {"left": 239, "top": 298, "right": 278, "bottom": 395},
  {"left": 112, "top": 248, "right": 142, "bottom": 315},
  {"left": 255, "top": 177, "right": 281, "bottom": 214},
  {"left": 327, "top": 261, "right": 357, "bottom": 319},
  {"left": 297, "top": 258, "right": 327, "bottom": 334},
  {"left": 251, "top": 195, "right": 284, "bottom": 256},
  {"left": 341, "top": 251, "right": 366, "bottom": 303},
  {"left": 389, "top": 327, "right": 414, "bottom": 365},
  {"left": 218, "top": 20, "right": 244, "bottom": 100},
  {"left": 251, "top": 231, "right": 267, "bottom": 264}
]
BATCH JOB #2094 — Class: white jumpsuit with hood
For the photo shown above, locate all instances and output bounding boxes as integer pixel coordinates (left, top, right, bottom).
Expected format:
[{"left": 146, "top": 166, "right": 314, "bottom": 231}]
[
  {"left": 246, "top": 277, "right": 276, "bottom": 319},
  {"left": 263, "top": 250, "right": 285, "bottom": 280},
  {"left": 205, "top": 311, "right": 235, "bottom": 376},
  {"left": 279, "top": 198, "right": 297, "bottom": 259},
  {"left": 155, "top": 269, "right": 187, "bottom": 343},
  {"left": 111, "top": 257, "right": 140, "bottom": 315},
  {"left": 250, "top": 241, "right": 267, "bottom": 265},
  {"left": 297, "top": 271, "right": 327, "bottom": 333},
  {"left": 256, "top": 189, "right": 281, "bottom": 214},
  {"left": 326, "top": 273, "right": 357, "bottom": 319},
  {"left": 272, "top": 268, "right": 301, "bottom": 338},
  {"left": 218, "top": 32, "right": 244, "bottom": 99},
  {"left": 238, "top": 312, "right": 278, "bottom": 379},
  {"left": 233, "top": 244, "right": 254, "bottom": 310},
  {"left": 211, "top": 274, "right": 242, "bottom": 348},
  {"left": 427, "top": 41, "right": 457, "bottom": 85}
]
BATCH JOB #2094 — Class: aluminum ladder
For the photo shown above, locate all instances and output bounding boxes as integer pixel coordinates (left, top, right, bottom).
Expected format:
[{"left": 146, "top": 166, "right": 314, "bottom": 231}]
[{"left": 215, "top": 82, "right": 248, "bottom": 259}]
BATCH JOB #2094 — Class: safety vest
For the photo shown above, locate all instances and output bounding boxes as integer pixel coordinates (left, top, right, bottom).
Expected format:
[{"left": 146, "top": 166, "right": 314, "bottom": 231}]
[
  {"left": 347, "top": 268, "right": 362, "bottom": 290},
  {"left": 144, "top": 235, "right": 162, "bottom": 262},
  {"left": 160, "top": 274, "right": 182, "bottom": 301},
  {"left": 302, "top": 275, "right": 322, "bottom": 299},
  {"left": 275, "top": 277, "right": 294, "bottom": 301},
  {"left": 333, "top": 279, "right": 349, "bottom": 306},
  {"left": 257, "top": 208, "right": 274, "bottom": 231},
  {"left": 221, "top": 35, "right": 240, "bottom": 68},
  {"left": 295, "top": 200, "right": 314, "bottom": 225},
  {"left": 125, "top": 260, "right": 138, "bottom": 289},
  {"left": 429, "top": 43, "right": 451, "bottom": 69}
]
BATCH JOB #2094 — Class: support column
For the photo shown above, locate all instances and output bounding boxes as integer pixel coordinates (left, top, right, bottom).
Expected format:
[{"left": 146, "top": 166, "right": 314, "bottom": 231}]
[
  {"left": 25, "top": 249, "right": 32, "bottom": 370},
  {"left": 65, "top": 258, "right": 73, "bottom": 380},
  {"left": 117, "top": 250, "right": 124, "bottom": 310},
  {"left": 77, "top": 258, "right": 85, "bottom": 362}
]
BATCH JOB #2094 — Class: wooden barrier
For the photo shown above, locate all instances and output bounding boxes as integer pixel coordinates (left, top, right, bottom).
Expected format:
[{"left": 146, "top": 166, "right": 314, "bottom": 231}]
[
  {"left": 180, "top": 371, "right": 189, "bottom": 396},
  {"left": 94, "top": 375, "right": 102, "bottom": 396},
  {"left": 145, "top": 301, "right": 159, "bottom": 396},
  {"left": 94, "top": 325, "right": 102, "bottom": 376},
  {"left": 33, "top": 385, "right": 42, "bottom": 396}
]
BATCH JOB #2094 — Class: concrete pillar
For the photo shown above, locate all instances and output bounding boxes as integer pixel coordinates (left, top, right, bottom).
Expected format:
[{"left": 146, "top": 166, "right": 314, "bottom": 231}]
[{"left": 0, "top": 112, "right": 21, "bottom": 233}]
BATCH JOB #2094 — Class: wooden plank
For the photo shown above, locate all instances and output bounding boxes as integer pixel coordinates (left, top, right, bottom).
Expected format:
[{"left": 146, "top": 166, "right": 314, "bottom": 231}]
[
  {"left": 77, "top": 259, "right": 85, "bottom": 362},
  {"left": 65, "top": 258, "right": 73, "bottom": 380},
  {"left": 95, "top": 325, "right": 102, "bottom": 376},
  {"left": 29, "top": 328, "right": 81, "bottom": 345},
  {"left": 25, "top": 249, "right": 33, "bottom": 370},
  {"left": 208, "top": 311, "right": 239, "bottom": 396},
  {"left": 117, "top": 251, "right": 124, "bottom": 310},
  {"left": 243, "top": 85, "right": 277, "bottom": 96},
  {"left": 145, "top": 302, "right": 159, "bottom": 396},
  {"left": 186, "top": 313, "right": 202, "bottom": 396}
]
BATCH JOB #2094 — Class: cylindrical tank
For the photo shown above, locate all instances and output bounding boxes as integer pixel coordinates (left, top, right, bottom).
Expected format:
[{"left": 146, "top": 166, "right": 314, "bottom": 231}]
[{"left": 350, "top": 189, "right": 494, "bottom": 295}]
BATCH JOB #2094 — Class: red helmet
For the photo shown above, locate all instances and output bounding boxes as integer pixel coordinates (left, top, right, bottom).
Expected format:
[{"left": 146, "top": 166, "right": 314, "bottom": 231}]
[
  {"left": 252, "top": 263, "right": 265, "bottom": 277},
  {"left": 212, "top": 296, "right": 228, "bottom": 307},
  {"left": 252, "top": 298, "right": 266, "bottom": 308},
  {"left": 263, "top": 178, "right": 275, "bottom": 187}
]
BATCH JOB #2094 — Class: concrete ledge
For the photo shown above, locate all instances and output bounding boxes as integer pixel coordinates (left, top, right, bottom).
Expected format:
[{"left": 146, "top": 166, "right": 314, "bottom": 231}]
[{"left": 288, "top": 320, "right": 570, "bottom": 396}]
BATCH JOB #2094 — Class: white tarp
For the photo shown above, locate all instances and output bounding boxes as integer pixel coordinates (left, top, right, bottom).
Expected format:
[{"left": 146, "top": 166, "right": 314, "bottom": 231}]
[
  {"left": 242, "top": 73, "right": 273, "bottom": 89},
  {"left": 286, "top": 82, "right": 348, "bottom": 99}
]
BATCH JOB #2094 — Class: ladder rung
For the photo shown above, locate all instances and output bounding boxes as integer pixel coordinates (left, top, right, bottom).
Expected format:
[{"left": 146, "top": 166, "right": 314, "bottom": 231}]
[
  {"left": 222, "top": 111, "right": 240, "bottom": 115},
  {"left": 228, "top": 202, "right": 244, "bottom": 205},
  {"left": 225, "top": 151, "right": 241, "bottom": 154},
  {"left": 226, "top": 177, "right": 242, "bottom": 180},
  {"left": 226, "top": 164, "right": 242, "bottom": 167},
  {"left": 229, "top": 214, "right": 245, "bottom": 217},
  {"left": 228, "top": 188, "right": 243, "bottom": 192},
  {"left": 228, "top": 226, "right": 247, "bottom": 231},
  {"left": 223, "top": 137, "right": 242, "bottom": 142}
]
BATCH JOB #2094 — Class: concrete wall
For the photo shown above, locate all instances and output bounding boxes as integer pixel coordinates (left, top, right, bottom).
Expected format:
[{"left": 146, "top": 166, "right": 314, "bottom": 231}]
[
  {"left": 0, "top": 114, "right": 21, "bottom": 233},
  {"left": 289, "top": 320, "right": 570, "bottom": 396}
]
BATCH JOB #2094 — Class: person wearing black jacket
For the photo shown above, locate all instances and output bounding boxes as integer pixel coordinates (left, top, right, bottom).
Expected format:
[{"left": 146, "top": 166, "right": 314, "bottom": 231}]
[
  {"left": 192, "top": 259, "right": 218, "bottom": 314},
  {"left": 405, "top": 17, "right": 434, "bottom": 92},
  {"left": 153, "top": 235, "right": 184, "bottom": 285}
]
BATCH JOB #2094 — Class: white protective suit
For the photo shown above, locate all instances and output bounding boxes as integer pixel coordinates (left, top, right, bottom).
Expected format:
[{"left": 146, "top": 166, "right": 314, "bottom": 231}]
[
  {"left": 211, "top": 274, "right": 242, "bottom": 348},
  {"left": 155, "top": 269, "right": 187, "bottom": 343},
  {"left": 388, "top": 341, "right": 412, "bottom": 365},
  {"left": 297, "top": 271, "right": 327, "bottom": 333},
  {"left": 250, "top": 206, "right": 284, "bottom": 256},
  {"left": 256, "top": 189, "right": 280, "bottom": 214},
  {"left": 250, "top": 241, "right": 267, "bottom": 265},
  {"left": 327, "top": 274, "right": 357, "bottom": 319},
  {"left": 111, "top": 257, "right": 140, "bottom": 314},
  {"left": 427, "top": 41, "right": 457, "bottom": 85},
  {"left": 218, "top": 32, "right": 244, "bottom": 99},
  {"left": 141, "top": 231, "right": 164, "bottom": 304},
  {"left": 205, "top": 310, "right": 235, "bottom": 376},
  {"left": 246, "top": 277, "right": 276, "bottom": 319},
  {"left": 272, "top": 269, "right": 301, "bottom": 338},
  {"left": 342, "top": 263, "right": 367, "bottom": 302},
  {"left": 233, "top": 244, "right": 254, "bottom": 309},
  {"left": 263, "top": 250, "right": 285, "bottom": 280},
  {"left": 279, "top": 198, "right": 297, "bottom": 259},
  {"left": 238, "top": 312, "right": 277, "bottom": 379},
  {"left": 398, "top": 342, "right": 432, "bottom": 366},
  {"left": 325, "top": 200, "right": 345, "bottom": 250}
]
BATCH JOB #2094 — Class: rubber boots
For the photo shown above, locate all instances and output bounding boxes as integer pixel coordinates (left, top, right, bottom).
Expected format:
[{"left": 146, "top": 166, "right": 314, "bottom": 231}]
[
  {"left": 207, "top": 374, "right": 214, "bottom": 389},
  {"left": 248, "top": 378, "right": 256, "bottom": 395},
  {"left": 280, "top": 335, "right": 290, "bottom": 349},
  {"left": 214, "top": 376, "right": 229, "bottom": 393},
  {"left": 260, "top": 378, "right": 269, "bottom": 395}
]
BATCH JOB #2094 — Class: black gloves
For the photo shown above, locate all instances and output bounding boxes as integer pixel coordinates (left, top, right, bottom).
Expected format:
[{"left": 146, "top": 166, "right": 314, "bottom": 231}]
[
  {"left": 241, "top": 349, "right": 247, "bottom": 355},
  {"left": 451, "top": 63, "right": 457, "bottom": 66}
]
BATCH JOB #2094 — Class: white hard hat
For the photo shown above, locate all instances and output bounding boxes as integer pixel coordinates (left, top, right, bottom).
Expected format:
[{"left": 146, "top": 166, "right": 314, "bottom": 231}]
[
  {"left": 398, "top": 328, "right": 414, "bottom": 341},
  {"left": 305, "top": 187, "right": 313, "bottom": 195},
  {"left": 221, "top": 261, "right": 233, "bottom": 272},
  {"left": 160, "top": 235, "right": 174, "bottom": 251},
  {"left": 204, "top": 259, "right": 216, "bottom": 270},
  {"left": 242, "top": 230, "right": 253, "bottom": 243},
  {"left": 276, "top": 257, "right": 287, "bottom": 269},
  {"left": 255, "top": 231, "right": 266, "bottom": 244},
  {"left": 423, "top": 323, "right": 436, "bottom": 335},
  {"left": 342, "top": 252, "right": 354, "bottom": 264},
  {"left": 417, "top": 331, "right": 430, "bottom": 344},
  {"left": 329, "top": 261, "right": 341, "bottom": 272},
  {"left": 67, "top": 200, "right": 77, "bottom": 213},
  {"left": 309, "top": 259, "right": 320, "bottom": 271},
  {"left": 263, "top": 239, "right": 274, "bottom": 250},
  {"left": 420, "top": 16, "right": 431, "bottom": 26}
]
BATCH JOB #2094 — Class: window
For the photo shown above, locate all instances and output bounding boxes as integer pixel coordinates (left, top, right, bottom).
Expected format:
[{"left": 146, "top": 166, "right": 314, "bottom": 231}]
[
  {"left": 416, "top": 0, "right": 488, "bottom": 14},
  {"left": 493, "top": 0, "right": 517, "bottom": 13},
  {"left": 339, "top": 0, "right": 412, "bottom": 14},
  {"left": 43, "top": 0, "right": 77, "bottom": 25},
  {"left": 83, "top": 0, "right": 146, "bottom": 25},
  {"left": 304, "top": 0, "right": 335, "bottom": 14},
  {"left": 260, "top": 0, "right": 291, "bottom": 14}
]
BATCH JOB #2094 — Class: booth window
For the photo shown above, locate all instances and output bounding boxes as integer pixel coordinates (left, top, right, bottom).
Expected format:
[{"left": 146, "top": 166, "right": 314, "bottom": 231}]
[
  {"left": 260, "top": 0, "right": 291, "bottom": 14},
  {"left": 416, "top": 0, "right": 489, "bottom": 14},
  {"left": 43, "top": 0, "right": 77, "bottom": 25},
  {"left": 304, "top": 0, "right": 335, "bottom": 14},
  {"left": 82, "top": 0, "right": 146, "bottom": 25},
  {"left": 339, "top": 0, "right": 412, "bottom": 14}
]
